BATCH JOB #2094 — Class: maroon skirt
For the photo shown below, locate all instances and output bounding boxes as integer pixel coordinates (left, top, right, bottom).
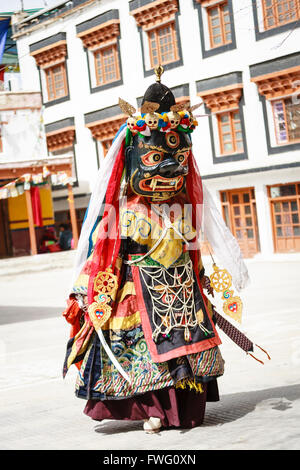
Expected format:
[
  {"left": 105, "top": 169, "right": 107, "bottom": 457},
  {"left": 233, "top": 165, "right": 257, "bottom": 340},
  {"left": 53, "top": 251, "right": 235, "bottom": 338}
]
[{"left": 84, "top": 380, "right": 219, "bottom": 429}]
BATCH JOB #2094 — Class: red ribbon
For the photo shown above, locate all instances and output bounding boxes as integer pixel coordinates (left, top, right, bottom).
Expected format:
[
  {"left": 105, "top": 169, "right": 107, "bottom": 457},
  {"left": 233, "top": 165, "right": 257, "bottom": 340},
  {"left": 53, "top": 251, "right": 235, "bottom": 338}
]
[{"left": 87, "top": 142, "right": 125, "bottom": 305}]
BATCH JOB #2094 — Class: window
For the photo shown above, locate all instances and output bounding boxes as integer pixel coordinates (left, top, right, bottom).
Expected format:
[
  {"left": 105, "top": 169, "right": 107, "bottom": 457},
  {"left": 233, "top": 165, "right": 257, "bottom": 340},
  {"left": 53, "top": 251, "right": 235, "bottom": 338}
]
[
  {"left": 273, "top": 97, "right": 300, "bottom": 144},
  {"left": 207, "top": 2, "right": 232, "bottom": 48},
  {"left": 262, "top": 0, "right": 300, "bottom": 30},
  {"left": 273, "top": 199, "right": 300, "bottom": 237},
  {"left": 217, "top": 111, "right": 244, "bottom": 154},
  {"left": 101, "top": 139, "right": 113, "bottom": 157},
  {"left": 269, "top": 183, "right": 300, "bottom": 252},
  {"left": 45, "top": 64, "right": 68, "bottom": 101},
  {"left": 30, "top": 36, "right": 68, "bottom": 104},
  {"left": 85, "top": 114, "right": 126, "bottom": 166},
  {"left": 220, "top": 188, "right": 260, "bottom": 258},
  {"left": 94, "top": 46, "right": 120, "bottom": 86},
  {"left": 197, "top": 76, "right": 246, "bottom": 161},
  {"left": 76, "top": 14, "right": 122, "bottom": 90},
  {"left": 148, "top": 22, "right": 179, "bottom": 68},
  {"left": 193, "top": 0, "right": 236, "bottom": 57},
  {"left": 250, "top": 59, "right": 300, "bottom": 149},
  {"left": 45, "top": 125, "right": 77, "bottom": 184},
  {"left": 130, "top": 0, "right": 181, "bottom": 71}
]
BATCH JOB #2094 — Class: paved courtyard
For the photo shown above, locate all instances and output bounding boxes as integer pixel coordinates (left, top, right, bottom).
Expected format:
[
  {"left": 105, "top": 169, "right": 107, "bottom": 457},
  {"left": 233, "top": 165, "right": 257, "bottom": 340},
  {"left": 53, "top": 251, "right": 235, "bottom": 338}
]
[{"left": 0, "top": 252, "right": 300, "bottom": 450}]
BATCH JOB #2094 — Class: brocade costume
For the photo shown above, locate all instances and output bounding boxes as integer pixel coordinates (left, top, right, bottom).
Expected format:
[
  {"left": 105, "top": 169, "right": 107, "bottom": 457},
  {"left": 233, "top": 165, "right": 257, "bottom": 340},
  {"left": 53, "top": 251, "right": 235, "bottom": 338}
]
[{"left": 62, "top": 71, "right": 257, "bottom": 430}]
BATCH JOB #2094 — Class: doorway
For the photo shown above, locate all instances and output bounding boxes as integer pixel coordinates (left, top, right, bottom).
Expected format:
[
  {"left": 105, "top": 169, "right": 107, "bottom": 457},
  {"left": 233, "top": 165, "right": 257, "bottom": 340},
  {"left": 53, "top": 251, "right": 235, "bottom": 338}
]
[
  {"left": 0, "top": 199, "right": 12, "bottom": 258},
  {"left": 220, "top": 187, "right": 260, "bottom": 258}
]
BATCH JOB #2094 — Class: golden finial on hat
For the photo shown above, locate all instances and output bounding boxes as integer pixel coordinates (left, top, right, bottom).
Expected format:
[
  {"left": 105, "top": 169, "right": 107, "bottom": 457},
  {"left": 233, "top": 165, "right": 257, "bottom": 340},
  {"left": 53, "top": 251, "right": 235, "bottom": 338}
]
[{"left": 155, "top": 65, "right": 164, "bottom": 83}]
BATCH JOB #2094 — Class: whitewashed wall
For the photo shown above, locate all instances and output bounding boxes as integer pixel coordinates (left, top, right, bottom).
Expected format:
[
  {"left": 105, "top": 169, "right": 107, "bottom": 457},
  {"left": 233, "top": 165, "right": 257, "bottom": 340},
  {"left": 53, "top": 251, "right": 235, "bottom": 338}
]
[{"left": 15, "top": 0, "right": 300, "bottom": 255}]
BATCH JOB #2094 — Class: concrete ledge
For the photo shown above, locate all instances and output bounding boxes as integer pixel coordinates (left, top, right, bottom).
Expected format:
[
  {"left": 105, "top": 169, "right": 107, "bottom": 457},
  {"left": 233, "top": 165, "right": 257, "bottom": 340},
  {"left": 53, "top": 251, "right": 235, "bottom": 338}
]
[
  {"left": 202, "top": 253, "right": 300, "bottom": 266},
  {"left": 0, "top": 250, "right": 76, "bottom": 277}
]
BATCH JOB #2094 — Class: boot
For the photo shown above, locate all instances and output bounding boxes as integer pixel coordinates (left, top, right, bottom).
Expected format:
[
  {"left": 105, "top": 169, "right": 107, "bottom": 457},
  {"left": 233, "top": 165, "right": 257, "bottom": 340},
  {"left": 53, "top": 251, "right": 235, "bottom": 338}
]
[{"left": 143, "top": 417, "right": 162, "bottom": 434}]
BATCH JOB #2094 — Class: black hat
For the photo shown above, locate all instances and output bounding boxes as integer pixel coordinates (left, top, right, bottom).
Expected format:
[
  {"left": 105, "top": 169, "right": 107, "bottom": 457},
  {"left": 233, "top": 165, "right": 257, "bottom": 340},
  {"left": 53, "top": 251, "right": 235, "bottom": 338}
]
[
  {"left": 141, "top": 82, "right": 176, "bottom": 114},
  {"left": 141, "top": 65, "right": 175, "bottom": 113}
]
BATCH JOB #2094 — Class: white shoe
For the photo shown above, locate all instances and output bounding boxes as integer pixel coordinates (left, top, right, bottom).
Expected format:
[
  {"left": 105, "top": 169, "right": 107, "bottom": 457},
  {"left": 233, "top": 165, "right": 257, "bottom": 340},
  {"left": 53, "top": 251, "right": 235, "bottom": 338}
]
[{"left": 143, "top": 417, "right": 162, "bottom": 434}]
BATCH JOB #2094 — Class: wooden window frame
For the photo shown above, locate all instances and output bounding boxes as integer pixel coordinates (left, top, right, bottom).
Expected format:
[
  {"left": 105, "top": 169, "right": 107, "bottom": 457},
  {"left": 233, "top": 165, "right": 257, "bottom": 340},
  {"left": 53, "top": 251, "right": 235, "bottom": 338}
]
[
  {"left": 220, "top": 188, "right": 260, "bottom": 258},
  {"left": 45, "top": 62, "right": 68, "bottom": 102},
  {"left": 100, "top": 139, "right": 113, "bottom": 157},
  {"left": 207, "top": 1, "right": 232, "bottom": 49},
  {"left": 272, "top": 96, "right": 300, "bottom": 145},
  {"left": 268, "top": 182, "right": 300, "bottom": 199},
  {"left": 147, "top": 21, "right": 179, "bottom": 69},
  {"left": 93, "top": 44, "right": 120, "bottom": 87},
  {"left": 268, "top": 182, "right": 300, "bottom": 252},
  {"left": 262, "top": 0, "right": 300, "bottom": 31},
  {"left": 217, "top": 110, "right": 244, "bottom": 155}
]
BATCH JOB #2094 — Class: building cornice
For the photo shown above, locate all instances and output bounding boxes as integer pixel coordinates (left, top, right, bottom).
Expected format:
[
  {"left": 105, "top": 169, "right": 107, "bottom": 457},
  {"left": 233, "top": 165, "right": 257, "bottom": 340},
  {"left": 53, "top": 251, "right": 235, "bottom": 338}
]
[
  {"left": 85, "top": 114, "right": 126, "bottom": 141},
  {"left": 130, "top": 0, "right": 179, "bottom": 30},
  {"left": 197, "top": 84, "right": 243, "bottom": 112},
  {"left": 30, "top": 42, "right": 67, "bottom": 68},
  {"left": 77, "top": 19, "right": 120, "bottom": 50},
  {"left": 0, "top": 157, "right": 73, "bottom": 180},
  {"left": 46, "top": 128, "right": 76, "bottom": 152},
  {"left": 196, "top": 72, "right": 243, "bottom": 112},
  {"left": 194, "top": 0, "right": 224, "bottom": 5},
  {"left": 250, "top": 67, "right": 300, "bottom": 100}
]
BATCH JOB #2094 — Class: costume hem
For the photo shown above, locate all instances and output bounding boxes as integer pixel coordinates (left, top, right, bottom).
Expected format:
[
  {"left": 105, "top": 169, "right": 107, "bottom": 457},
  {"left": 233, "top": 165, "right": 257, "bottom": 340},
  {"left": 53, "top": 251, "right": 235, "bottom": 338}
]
[{"left": 75, "top": 373, "right": 222, "bottom": 401}]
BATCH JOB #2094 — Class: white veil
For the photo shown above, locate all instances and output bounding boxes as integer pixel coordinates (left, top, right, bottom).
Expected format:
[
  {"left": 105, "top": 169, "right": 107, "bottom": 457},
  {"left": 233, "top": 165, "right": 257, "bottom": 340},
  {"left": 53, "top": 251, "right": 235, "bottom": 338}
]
[
  {"left": 71, "top": 127, "right": 127, "bottom": 285},
  {"left": 202, "top": 183, "right": 250, "bottom": 291}
]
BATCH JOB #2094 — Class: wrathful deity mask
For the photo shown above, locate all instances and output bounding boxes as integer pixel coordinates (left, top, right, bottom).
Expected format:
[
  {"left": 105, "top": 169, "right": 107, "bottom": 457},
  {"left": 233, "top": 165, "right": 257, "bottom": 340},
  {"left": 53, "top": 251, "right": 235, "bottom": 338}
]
[
  {"left": 119, "top": 70, "right": 200, "bottom": 201},
  {"left": 126, "top": 129, "right": 191, "bottom": 201}
]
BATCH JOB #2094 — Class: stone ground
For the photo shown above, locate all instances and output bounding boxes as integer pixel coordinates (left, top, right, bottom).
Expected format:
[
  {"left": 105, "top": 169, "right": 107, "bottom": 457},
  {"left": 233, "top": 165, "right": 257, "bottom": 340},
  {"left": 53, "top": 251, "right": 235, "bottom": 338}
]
[{"left": 0, "top": 252, "right": 300, "bottom": 451}]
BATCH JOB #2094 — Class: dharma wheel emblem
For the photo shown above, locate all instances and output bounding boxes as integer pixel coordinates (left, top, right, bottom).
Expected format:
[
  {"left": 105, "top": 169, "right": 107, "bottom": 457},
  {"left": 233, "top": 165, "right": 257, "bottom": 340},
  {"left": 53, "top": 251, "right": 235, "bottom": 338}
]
[
  {"left": 94, "top": 267, "right": 118, "bottom": 299},
  {"left": 209, "top": 263, "right": 243, "bottom": 323},
  {"left": 209, "top": 263, "right": 232, "bottom": 292},
  {"left": 88, "top": 267, "right": 119, "bottom": 330}
]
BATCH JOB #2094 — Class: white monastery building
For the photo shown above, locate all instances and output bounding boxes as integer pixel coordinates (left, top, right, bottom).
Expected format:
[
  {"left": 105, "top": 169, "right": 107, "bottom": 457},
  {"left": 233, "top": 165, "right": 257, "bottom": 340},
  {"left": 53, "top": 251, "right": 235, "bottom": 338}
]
[{"left": 11, "top": 0, "right": 300, "bottom": 259}]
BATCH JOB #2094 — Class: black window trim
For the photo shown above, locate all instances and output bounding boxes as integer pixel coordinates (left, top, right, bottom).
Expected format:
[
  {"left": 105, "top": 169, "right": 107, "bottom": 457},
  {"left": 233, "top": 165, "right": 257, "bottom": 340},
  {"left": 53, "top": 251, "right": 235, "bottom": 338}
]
[
  {"left": 259, "top": 93, "right": 300, "bottom": 155},
  {"left": 252, "top": 0, "right": 300, "bottom": 41},
  {"left": 39, "top": 55, "right": 71, "bottom": 108},
  {"left": 139, "top": 9, "right": 184, "bottom": 77},
  {"left": 205, "top": 95, "right": 249, "bottom": 164},
  {"left": 193, "top": 0, "right": 237, "bottom": 59},
  {"left": 84, "top": 38, "right": 124, "bottom": 94}
]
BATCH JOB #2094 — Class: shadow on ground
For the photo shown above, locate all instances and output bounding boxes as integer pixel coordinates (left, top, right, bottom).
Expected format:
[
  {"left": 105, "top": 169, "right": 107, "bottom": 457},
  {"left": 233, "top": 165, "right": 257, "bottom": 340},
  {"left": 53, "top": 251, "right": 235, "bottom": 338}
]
[
  {"left": 0, "top": 306, "right": 62, "bottom": 325},
  {"left": 202, "top": 383, "right": 300, "bottom": 427},
  {"left": 93, "top": 383, "right": 300, "bottom": 435},
  {"left": 94, "top": 420, "right": 144, "bottom": 435}
]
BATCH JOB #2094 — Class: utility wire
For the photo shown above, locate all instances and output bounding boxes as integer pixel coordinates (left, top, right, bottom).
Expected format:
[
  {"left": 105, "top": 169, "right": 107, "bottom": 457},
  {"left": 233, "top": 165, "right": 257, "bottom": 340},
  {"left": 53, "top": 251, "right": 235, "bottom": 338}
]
[{"left": 0, "top": 1, "right": 299, "bottom": 75}]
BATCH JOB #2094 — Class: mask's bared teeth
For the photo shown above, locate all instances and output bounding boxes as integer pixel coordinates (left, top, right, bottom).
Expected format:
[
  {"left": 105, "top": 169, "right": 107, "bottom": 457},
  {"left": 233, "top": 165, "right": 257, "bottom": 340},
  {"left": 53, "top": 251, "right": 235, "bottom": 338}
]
[
  {"left": 140, "top": 175, "right": 184, "bottom": 192},
  {"left": 150, "top": 178, "right": 157, "bottom": 190}
]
